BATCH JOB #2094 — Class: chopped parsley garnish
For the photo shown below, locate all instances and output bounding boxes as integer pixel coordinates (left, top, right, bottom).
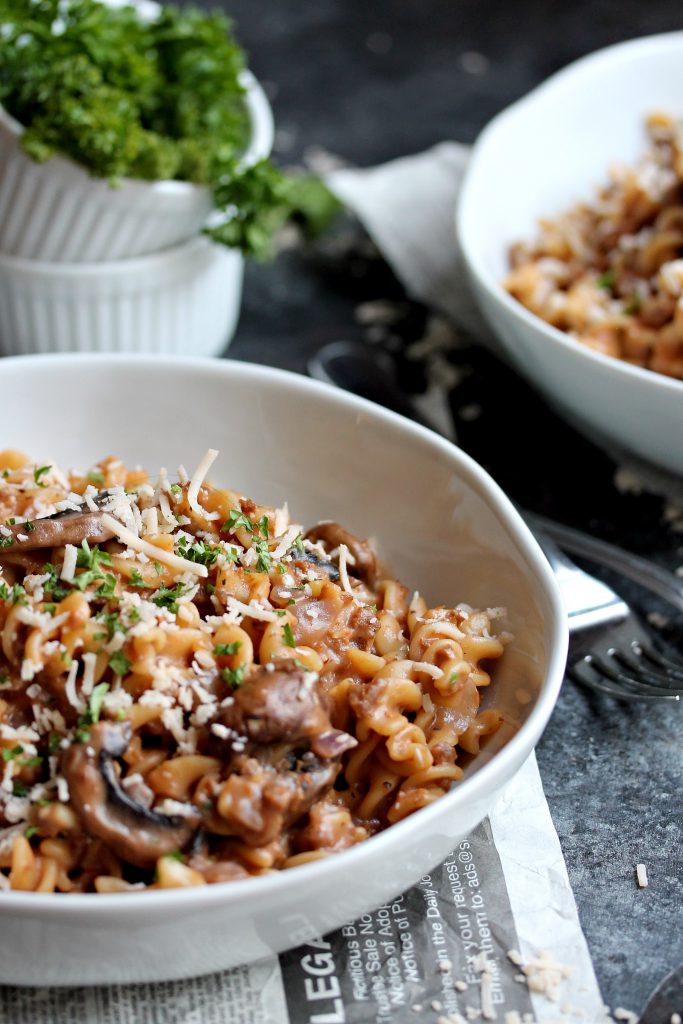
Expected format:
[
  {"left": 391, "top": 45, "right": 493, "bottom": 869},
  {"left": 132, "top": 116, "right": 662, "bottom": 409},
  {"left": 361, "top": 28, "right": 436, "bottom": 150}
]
[
  {"left": 170, "top": 484, "right": 182, "bottom": 496},
  {"left": 89, "top": 682, "right": 110, "bottom": 720},
  {"left": 129, "top": 569, "right": 147, "bottom": 588},
  {"left": 0, "top": 673, "right": 10, "bottom": 688},
  {"left": 12, "top": 782, "right": 29, "bottom": 798},
  {"left": 293, "top": 534, "right": 306, "bottom": 556},
  {"left": 0, "top": 536, "right": 13, "bottom": 550},
  {"left": 166, "top": 850, "right": 185, "bottom": 863},
  {"left": 48, "top": 733, "right": 61, "bottom": 755},
  {"left": 449, "top": 671, "right": 461, "bottom": 684},
  {"left": 1, "top": 745, "right": 23, "bottom": 762},
  {"left": 42, "top": 564, "right": 71, "bottom": 601},
  {"left": 109, "top": 651, "right": 131, "bottom": 678},
  {"left": 221, "top": 509, "right": 254, "bottom": 535},
  {"left": 282, "top": 623, "right": 296, "bottom": 648},
  {"left": 21, "top": 755, "right": 43, "bottom": 769},
  {"left": 254, "top": 538, "right": 272, "bottom": 573},
  {"left": 153, "top": 560, "right": 163, "bottom": 576},
  {"left": 75, "top": 682, "right": 110, "bottom": 742},
  {"left": 624, "top": 294, "right": 642, "bottom": 315},
  {"left": 176, "top": 535, "right": 221, "bottom": 567},
  {"left": 221, "top": 664, "right": 247, "bottom": 688},
  {"left": 33, "top": 465, "right": 51, "bottom": 487},
  {"left": 152, "top": 582, "right": 188, "bottom": 614},
  {"left": 24, "top": 825, "right": 39, "bottom": 840},
  {"left": 95, "top": 611, "right": 125, "bottom": 641},
  {"left": 214, "top": 641, "right": 242, "bottom": 657},
  {"left": 258, "top": 515, "right": 269, "bottom": 539},
  {"left": 24, "top": 522, "right": 35, "bottom": 533},
  {"left": 43, "top": 603, "right": 56, "bottom": 616},
  {"left": 596, "top": 270, "right": 615, "bottom": 291},
  {"left": 86, "top": 470, "right": 105, "bottom": 485},
  {"left": 9, "top": 584, "right": 27, "bottom": 606}
]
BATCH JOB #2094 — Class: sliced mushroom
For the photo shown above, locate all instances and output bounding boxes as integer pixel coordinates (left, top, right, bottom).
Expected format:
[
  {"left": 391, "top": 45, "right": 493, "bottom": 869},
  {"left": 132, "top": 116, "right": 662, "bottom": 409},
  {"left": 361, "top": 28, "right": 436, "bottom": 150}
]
[
  {"left": 217, "top": 659, "right": 356, "bottom": 759},
  {"left": 304, "top": 522, "right": 377, "bottom": 584},
  {"left": 62, "top": 721, "right": 200, "bottom": 869},
  {"left": 205, "top": 661, "right": 358, "bottom": 845},
  {"left": 1, "top": 506, "right": 116, "bottom": 553},
  {"left": 288, "top": 547, "right": 340, "bottom": 581}
]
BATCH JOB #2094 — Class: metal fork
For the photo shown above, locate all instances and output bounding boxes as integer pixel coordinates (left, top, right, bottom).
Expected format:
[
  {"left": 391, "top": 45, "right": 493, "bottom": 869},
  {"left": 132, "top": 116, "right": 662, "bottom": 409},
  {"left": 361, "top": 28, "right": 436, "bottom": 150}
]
[
  {"left": 309, "top": 341, "right": 683, "bottom": 703},
  {"left": 527, "top": 513, "right": 683, "bottom": 703}
]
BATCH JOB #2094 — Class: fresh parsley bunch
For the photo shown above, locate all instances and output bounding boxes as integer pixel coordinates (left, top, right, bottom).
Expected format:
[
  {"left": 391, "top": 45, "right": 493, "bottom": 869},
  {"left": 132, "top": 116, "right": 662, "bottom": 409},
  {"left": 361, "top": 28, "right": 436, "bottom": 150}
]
[{"left": 0, "top": 0, "right": 340, "bottom": 257}]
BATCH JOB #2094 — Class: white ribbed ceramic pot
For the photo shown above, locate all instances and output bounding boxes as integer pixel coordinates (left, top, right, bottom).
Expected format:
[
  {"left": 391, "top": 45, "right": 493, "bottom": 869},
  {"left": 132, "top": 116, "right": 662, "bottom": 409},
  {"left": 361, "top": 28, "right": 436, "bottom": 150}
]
[
  {"left": 0, "top": 70, "right": 273, "bottom": 262},
  {"left": 0, "top": 237, "right": 244, "bottom": 357}
]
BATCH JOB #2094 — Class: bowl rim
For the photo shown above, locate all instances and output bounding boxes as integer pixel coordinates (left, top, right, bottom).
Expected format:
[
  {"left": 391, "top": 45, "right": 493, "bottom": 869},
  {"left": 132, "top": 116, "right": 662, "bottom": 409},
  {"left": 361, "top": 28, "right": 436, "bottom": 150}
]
[
  {"left": 0, "top": 353, "right": 568, "bottom": 916},
  {"left": 0, "top": 230, "right": 224, "bottom": 276},
  {"left": 0, "top": 67, "right": 274, "bottom": 200},
  {"left": 456, "top": 29, "right": 683, "bottom": 399}
]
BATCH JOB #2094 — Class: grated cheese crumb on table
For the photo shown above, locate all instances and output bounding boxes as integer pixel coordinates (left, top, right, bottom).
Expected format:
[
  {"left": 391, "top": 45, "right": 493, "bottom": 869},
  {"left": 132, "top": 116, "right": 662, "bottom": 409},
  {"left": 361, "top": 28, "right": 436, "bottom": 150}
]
[{"left": 636, "top": 862, "right": 649, "bottom": 888}]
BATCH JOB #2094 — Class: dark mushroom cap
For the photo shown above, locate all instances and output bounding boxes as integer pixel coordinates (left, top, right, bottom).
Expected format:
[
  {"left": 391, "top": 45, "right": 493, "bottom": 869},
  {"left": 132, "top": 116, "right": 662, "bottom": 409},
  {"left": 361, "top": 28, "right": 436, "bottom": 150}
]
[
  {"left": 62, "top": 721, "right": 200, "bottom": 869},
  {"left": 304, "top": 522, "right": 377, "bottom": 584},
  {"left": 218, "top": 660, "right": 357, "bottom": 758},
  {"left": 1, "top": 508, "right": 116, "bottom": 553}
]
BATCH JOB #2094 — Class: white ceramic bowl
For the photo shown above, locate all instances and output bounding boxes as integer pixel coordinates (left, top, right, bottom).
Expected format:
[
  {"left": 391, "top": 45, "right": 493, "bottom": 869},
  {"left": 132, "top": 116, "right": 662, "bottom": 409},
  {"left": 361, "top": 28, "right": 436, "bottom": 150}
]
[
  {"left": 457, "top": 32, "right": 683, "bottom": 477},
  {"left": 0, "top": 354, "right": 567, "bottom": 986},
  {"left": 0, "top": 69, "right": 273, "bottom": 262},
  {"left": 0, "top": 237, "right": 243, "bottom": 357}
]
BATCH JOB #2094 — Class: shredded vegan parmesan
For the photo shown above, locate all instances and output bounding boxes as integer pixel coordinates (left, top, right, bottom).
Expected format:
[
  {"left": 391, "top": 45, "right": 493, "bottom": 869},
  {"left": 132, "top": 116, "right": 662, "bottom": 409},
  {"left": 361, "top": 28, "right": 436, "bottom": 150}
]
[
  {"left": 80, "top": 652, "right": 97, "bottom": 697},
  {"left": 271, "top": 525, "right": 303, "bottom": 561},
  {"left": 100, "top": 513, "right": 208, "bottom": 578},
  {"left": 60, "top": 544, "right": 78, "bottom": 582},
  {"left": 225, "top": 597, "right": 280, "bottom": 623},
  {"left": 63, "top": 659, "right": 83, "bottom": 712},
  {"left": 338, "top": 543, "right": 355, "bottom": 596},
  {"left": 480, "top": 971, "right": 495, "bottom": 1020},
  {"left": 187, "top": 448, "right": 220, "bottom": 521},
  {"left": 636, "top": 863, "right": 649, "bottom": 888}
]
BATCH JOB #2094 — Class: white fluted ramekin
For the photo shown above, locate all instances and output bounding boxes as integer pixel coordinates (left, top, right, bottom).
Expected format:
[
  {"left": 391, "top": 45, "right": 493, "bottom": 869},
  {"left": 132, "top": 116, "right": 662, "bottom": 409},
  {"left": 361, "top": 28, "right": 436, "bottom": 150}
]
[
  {"left": 0, "top": 69, "right": 273, "bottom": 263},
  {"left": 0, "top": 237, "right": 244, "bottom": 356}
]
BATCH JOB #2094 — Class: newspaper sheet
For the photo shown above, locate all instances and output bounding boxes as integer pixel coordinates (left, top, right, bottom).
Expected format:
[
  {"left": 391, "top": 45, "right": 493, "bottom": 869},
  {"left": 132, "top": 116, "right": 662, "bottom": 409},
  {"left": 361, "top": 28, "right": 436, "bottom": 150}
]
[{"left": 0, "top": 755, "right": 606, "bottom": 1024}]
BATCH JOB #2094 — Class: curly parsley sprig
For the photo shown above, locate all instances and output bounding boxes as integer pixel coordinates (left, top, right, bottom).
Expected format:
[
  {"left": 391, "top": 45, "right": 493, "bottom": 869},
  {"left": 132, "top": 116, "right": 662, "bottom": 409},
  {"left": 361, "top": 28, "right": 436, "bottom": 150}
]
[{"left": 0, "top": 0, "right": 340, "bottom": 258}]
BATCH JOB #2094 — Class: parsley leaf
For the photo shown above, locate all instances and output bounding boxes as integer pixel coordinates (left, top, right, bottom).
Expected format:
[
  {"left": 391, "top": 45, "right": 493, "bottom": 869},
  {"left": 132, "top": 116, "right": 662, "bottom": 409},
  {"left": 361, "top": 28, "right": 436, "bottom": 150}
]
[
  {"left": 109, "top": 652, "right": 131, "bottom": 678},
  {"left": 33, "top": 465, "right": 51, "bottom": 487},
  {"left": 214, "top": 641, "right": 242, "bottom": 657},
  {"left": 221, "top": 509, "right": 254, "bottom": 535},
  {"left": 282, "top": 623, "right": 296, "bottom": 648},
  {"left": 221, "top": 664, "right": 247, "bottom": 688},
  {"left": 152, "top": 582, "right": 188, "bottom": 614},
  {"left": 1, "top": 745, "right": 23, "bottom": 762},
  {"left": 254, "top": 538, "right": 272, "bottom": 573},
  {"left": 176, "top": 535, "right": 221, "bottom": 567}
]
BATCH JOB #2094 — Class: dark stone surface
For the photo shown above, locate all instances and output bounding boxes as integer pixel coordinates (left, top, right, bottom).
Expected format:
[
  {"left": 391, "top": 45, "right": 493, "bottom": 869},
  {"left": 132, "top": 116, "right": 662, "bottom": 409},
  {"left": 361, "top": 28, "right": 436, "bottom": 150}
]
[{"left": 214, "top": 0, "right": 683, "bottom": 1015}]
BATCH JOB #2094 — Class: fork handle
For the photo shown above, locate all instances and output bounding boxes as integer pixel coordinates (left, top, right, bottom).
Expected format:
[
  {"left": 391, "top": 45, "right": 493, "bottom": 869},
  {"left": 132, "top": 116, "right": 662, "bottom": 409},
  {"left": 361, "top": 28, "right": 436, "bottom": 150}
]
[{"left": 529, "top": 525, "right": 629, "bottom": 632}]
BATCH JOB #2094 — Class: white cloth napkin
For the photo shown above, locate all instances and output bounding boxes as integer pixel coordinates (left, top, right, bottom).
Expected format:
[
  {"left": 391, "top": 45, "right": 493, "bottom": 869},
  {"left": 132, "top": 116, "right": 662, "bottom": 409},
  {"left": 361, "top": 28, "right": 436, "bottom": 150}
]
[{"left": 328, "top": 142, "right": 487, "bottom": 337}]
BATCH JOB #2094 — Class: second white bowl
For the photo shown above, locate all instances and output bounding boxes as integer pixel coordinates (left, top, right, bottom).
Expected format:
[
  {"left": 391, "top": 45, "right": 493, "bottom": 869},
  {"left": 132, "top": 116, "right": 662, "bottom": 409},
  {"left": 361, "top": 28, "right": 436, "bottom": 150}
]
[
  {"left": 457, "top": 32, "right": 683, "bottom": 477},
  {"left": 0, "top": 70, "right": 274, "bottom": 263}
]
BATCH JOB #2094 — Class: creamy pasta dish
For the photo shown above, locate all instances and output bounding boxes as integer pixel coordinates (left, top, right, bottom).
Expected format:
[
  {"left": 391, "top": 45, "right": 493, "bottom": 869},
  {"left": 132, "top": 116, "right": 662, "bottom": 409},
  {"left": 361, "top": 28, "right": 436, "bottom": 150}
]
[
  {"left": 505, "top": 113, "right": 683, "bottom": 379},
  {"left": 0, "top": 449, "right": 507, "bottom": 893}
]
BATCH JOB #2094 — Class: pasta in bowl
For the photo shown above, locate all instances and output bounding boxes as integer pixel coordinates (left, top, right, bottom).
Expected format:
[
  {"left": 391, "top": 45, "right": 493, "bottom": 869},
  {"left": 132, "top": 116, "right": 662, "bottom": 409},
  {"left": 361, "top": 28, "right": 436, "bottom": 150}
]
[
  {"left": 457, "top": 31, "right": 683, "bottom": 476},
  {"left": 0, "top": 354, "right": 565, "bottom": 985},
  {"left": 0, "top": 449, "right": 508, "bottom": 893}
]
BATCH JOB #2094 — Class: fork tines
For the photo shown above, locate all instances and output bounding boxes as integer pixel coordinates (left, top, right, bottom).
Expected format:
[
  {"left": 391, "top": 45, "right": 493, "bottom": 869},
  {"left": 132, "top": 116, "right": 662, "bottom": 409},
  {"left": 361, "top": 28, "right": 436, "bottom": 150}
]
[{"left": 570, "top": 639, "right": 683, "bottom": 703}]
